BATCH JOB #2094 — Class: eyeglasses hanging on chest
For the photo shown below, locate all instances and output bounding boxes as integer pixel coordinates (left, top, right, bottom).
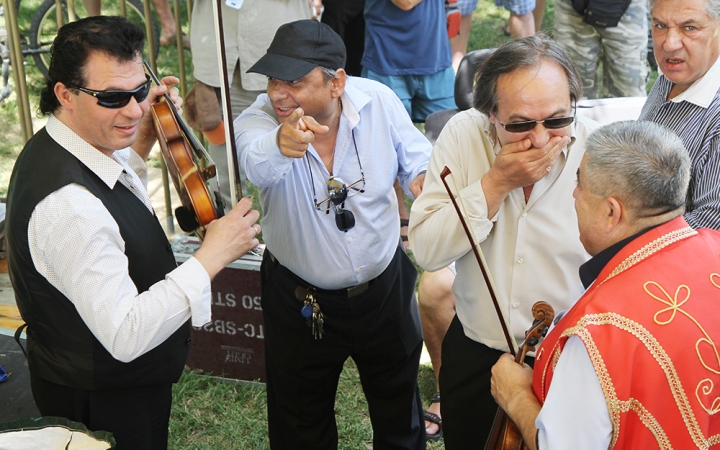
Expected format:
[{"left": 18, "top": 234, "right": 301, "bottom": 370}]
[{"left": 307, "top": 130, "right": 365, "bottom": 232}]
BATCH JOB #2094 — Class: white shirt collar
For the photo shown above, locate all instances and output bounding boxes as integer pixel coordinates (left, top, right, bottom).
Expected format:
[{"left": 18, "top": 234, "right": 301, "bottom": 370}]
[
  {"left": 668, "top": 56, "right": 720, "bottom": 108},
  {"left": 341, "top": 80, "right": 372, "bottom": 128},
  {"left": 45, "top": 114, "right": 127, "bottom": 190}
]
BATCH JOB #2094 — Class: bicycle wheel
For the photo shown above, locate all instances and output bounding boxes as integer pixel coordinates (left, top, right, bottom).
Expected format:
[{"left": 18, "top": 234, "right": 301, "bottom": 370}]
[{"left": 29, "top": 0, "right": 160, "bottom": 79}]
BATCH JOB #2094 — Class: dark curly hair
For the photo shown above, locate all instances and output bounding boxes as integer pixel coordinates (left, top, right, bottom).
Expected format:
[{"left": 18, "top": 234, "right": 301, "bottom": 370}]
[{"left": 39, "top": 16, "right": 145, "bottom": 116}]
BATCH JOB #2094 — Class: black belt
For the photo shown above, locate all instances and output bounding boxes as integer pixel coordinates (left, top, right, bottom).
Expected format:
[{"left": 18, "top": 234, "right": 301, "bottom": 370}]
[{"left": 267, "top": 250, "right": 373, "bottom": 299}]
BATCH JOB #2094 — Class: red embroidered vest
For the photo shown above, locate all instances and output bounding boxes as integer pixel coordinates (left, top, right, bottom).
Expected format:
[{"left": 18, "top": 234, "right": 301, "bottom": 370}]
[{"left": 533, "top": 217, "right": 720, "bottom": 449}]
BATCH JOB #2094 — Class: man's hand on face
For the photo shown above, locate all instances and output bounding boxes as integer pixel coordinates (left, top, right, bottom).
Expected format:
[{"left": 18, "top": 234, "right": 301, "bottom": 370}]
[
  {"left": 486, "top": 135, "right": 570, "bottom": 194},
  {"left": 277, "top": 107, "right": 330, "bottom": 158}
]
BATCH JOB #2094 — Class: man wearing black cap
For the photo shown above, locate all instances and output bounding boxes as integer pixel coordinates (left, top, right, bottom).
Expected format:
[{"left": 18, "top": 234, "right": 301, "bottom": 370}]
[{"left": 235, "top": 19, "right": 431, "bottom": 449}]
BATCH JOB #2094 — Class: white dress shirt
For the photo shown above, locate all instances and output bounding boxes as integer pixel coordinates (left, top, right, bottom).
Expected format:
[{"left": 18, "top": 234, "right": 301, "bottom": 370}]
[
  {"left": 27, "top": 116, "right": 212, "bottom": 363},
  {"left": 409, "top": 109, "right": 596, "bottom": 350},
  {"left": 536, "top": 335, "right": 612, "bottom": 450},
  {"left": 234, "top": 77, "right": 431, "bottom": 289}
]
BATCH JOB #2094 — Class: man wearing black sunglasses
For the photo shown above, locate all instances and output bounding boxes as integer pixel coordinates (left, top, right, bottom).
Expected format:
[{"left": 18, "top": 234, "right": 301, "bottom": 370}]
[
  {"left": 409, "top": 34, "right": 599, "bottom": 448},
  {"left": 5, "top": 16, "right": 261, "bottom": 450},
  {"left": 235, "top": 20, "right": 431, "bottom": 450}
]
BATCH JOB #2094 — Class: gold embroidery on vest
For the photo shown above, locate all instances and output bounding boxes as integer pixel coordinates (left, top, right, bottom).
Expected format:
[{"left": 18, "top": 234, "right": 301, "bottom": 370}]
[
  {"left": 602, "top": 227, "right": 697, "bottom": 283},
  {"left": 644, "top": 280, "right": 720, "bottom": 416},
  {"left": 711, "top": 273, "right": 720, "bottom": 290},
  {"left": 573, "top": 328, "right": 623, "bottom": 448},
  {"left": 618, "top": 399, "right": 672, "bottom": 450},
  {"left": 564, "top": 313, "right": 720, "bottom": 448}
]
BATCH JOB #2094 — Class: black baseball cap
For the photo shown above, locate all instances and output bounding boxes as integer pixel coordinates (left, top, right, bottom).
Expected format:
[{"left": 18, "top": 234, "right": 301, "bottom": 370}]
[{"left": 247, "top": 20, "right": 346, "bottom": 81}]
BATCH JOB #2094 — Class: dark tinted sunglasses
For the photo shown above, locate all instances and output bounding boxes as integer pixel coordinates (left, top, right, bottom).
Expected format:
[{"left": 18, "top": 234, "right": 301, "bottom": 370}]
[
  {"left": 73, "top": 75, "right": 152, "bottom": 109},
  {"left": 496, "top": 106, "right": 576, "bottom": 133},
  {"left": 325, "top": 177, "right": 359, "bottom": 232},
  {"left": 308, "top": 129, "right": 366, "bottom": 232}
]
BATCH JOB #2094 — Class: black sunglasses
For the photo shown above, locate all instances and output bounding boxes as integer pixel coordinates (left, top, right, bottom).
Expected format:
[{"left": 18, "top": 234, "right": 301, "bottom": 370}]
[
  {"left": 326, "top": 177, "right": 356, "bottom": 232},
  {"left": 72, "top": 75, "right": 152, "bottom": 109},
  {"left": 496, "top": 105, "right": 576, "bottom": 133}
]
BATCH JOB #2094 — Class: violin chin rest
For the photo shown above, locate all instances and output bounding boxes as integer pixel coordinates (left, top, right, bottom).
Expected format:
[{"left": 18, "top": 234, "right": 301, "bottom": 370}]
[{"left": 175, "top": 206, "right": 200, "bottom": 233}]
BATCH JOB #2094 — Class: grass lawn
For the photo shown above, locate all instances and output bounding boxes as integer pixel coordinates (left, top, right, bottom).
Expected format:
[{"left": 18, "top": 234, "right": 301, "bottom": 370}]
[{"left": 0, "top": 0, "right": 659, "bottom": 448}]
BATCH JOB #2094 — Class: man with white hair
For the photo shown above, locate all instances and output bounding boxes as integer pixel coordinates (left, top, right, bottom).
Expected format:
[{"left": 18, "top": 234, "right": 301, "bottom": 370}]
[
  {"left": 491, "top": 120, "right": 720, "bottom": 449},
  {"left": 640, "top": 0, "right": 720, "bottom": 230}
]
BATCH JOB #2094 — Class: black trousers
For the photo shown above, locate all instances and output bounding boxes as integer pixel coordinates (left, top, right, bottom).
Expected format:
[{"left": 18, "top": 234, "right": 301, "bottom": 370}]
[
  {"left": 30, "top": 373, "right": 172, "bottom": 450},
  {"left": 439, "top": 315, "right": 534, "bottom": 450},
  {"left": 261, "top": 247, "right": 425, "bottom": 450}
]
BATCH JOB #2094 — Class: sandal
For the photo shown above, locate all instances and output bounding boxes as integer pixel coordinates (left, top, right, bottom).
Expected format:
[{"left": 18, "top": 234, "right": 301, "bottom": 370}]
[
  {"left": 400, "top": 218, "right": 411, "bottom": 252},
  {"left": 424, "top": 393, "right": 442, "bottom": 442}
]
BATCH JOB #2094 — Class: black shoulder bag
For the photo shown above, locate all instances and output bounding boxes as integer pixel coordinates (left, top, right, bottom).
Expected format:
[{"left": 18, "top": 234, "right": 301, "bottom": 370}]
[{"left": 571, "top": 0, "right": 633, "bottom": 28}]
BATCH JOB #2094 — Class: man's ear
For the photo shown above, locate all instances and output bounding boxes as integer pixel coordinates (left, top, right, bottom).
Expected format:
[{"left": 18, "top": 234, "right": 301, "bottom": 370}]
[
  {"left": 331, "top": 68, "right": 347, "bottom": 98},
  {"left": 604, "top": 196, "right": 624, "bottom": 234},
  {"left": 488, "top": 110, "right": 497, "bottom": 125},
  {"left": 54, "top": 82, "right": 75, "bottom": 111}
]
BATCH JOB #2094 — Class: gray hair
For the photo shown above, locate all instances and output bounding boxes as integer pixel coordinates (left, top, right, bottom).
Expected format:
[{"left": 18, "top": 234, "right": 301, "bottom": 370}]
[
  {"left": 473, "top": 33, "right": 582, "bottom": 116},
  {"left": 584, "top": 121, "right": 690, "bottom": 215},
  {"left": 649, "top": 0, "right": 720, "bottom": 20},
  {"left": 320, "top": 67, "right": 339, "bottom": 83}
]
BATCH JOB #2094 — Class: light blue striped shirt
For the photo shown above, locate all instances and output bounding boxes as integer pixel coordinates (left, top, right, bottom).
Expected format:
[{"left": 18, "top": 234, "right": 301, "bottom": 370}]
[
  {"left": 639, "top": 57, "right": 720, "bottom": 230},
  {"left": 234, "top": 77, "right": 431, "bottom": 289}
]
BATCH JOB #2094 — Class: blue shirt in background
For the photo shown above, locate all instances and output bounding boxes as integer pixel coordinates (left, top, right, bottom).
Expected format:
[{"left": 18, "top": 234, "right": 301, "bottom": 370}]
[{"left": 362, "top": 0, "right": 451, "bottom": 76}]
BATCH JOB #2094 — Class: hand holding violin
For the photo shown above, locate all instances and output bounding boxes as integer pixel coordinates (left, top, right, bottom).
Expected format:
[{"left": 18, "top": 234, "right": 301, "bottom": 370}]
[
  {"left": 132, "top": 75, "right": 183, "bottom": 160},
  {"left": 193, "top": 198, "right": 261, "bottom": 280},
  {"left": 490, "top": 354, "right": 541, "bottom": 450}
]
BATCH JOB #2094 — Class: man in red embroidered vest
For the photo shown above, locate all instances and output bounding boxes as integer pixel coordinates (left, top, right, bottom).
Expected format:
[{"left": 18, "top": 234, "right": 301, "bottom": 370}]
[{"left": 490, "top": 120, "right": 720, "bottom": 449}]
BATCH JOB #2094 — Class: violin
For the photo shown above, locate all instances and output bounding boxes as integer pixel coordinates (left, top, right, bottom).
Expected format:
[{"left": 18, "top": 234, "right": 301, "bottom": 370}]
[
  {"left": 144, "top": 62, "right": 225, "bottom": 240},
  {"left": 485, "top": 302, "right": 555, "bottom": 450},
  {"left": 438, "top": 166, "right": 554, "bottom": 450}
]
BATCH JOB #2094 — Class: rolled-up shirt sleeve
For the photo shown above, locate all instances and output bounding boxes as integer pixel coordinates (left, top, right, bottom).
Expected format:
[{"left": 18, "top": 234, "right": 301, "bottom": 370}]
[{"left": 234, "top": 95, "right": 295, "bottom": 187}]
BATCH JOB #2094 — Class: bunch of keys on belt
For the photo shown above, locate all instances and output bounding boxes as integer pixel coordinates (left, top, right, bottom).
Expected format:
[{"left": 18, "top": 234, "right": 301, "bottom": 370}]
[{"left": 296, "top": 286, "right": 324, "bottom": 339}]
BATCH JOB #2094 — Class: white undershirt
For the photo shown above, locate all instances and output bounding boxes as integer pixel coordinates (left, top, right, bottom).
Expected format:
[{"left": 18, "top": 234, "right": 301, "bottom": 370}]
[
  {"left": 536, "top": 335, "right": 613, "bottom": 449},
  {"left": 27, "top": 116, "right": 212, "bottom": 363}
]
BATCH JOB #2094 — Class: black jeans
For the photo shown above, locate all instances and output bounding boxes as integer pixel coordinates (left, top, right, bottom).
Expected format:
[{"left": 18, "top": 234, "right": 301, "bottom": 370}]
[
  {"left": 440, "top": 315, "right": 534, "bottom": 450},
  {"left": 261, "top": 247, "right": 425, "bottom": 450}
]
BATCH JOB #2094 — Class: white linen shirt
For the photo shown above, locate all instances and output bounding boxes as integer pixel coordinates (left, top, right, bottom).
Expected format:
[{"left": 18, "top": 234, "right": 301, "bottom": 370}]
[
  {"left": 28, "top": 115, "right": 212, "bottom": 363},
  {"left": 409, "top": 109, "right": 596, "bottom": 350}
]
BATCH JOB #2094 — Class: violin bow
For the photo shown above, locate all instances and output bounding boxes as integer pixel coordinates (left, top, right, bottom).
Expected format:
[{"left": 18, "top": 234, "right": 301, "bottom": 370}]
[
  {"left": 439, "top": 166, "right": 517, "bottom": 356},
  {"left": 212, "top": 0, "right": 247, "bottom": 206}
]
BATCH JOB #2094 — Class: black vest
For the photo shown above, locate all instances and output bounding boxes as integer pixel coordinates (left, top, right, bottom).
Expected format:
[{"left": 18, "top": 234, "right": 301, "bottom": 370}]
[{"left": 6, "top": 128, "right": 190, "bottom": 390}]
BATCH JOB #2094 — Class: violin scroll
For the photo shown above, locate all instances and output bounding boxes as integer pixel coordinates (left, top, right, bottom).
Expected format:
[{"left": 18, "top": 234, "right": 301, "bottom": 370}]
[
  {"left": 485, "top": 301, "right": 555, "bottom": 450},
  {"left": 517, "top": 301, "right": 555, "bottom": 363}
]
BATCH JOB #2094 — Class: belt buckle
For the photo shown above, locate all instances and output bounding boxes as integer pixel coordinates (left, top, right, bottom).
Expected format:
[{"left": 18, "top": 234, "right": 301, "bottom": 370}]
[{"left": 347, "top": 282, "right": 369, "bottom": 298}]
